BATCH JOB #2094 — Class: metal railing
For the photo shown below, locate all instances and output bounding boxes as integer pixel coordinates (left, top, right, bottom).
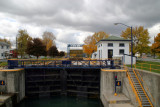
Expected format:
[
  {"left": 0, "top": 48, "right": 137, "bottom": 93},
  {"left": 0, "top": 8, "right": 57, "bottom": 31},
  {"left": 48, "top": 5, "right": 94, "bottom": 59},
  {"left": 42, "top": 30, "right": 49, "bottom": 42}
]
[
  {"left": 134, "top": 69, "right": 155, "bottom": 104},
  {"left": 134, "top": 62, "right": 160, "bottom": 72},
  {"left": 125, "top": 68, "right": 142, "bottom": 106},
  {"left": 8, "top": 59, "right": 115, "bottom": 69},
  {"left": 132, "top": 69, "right": 153, "bottom": 107},
  {"left": 125, "top": 65, "right": 154, "bottom": 107}
]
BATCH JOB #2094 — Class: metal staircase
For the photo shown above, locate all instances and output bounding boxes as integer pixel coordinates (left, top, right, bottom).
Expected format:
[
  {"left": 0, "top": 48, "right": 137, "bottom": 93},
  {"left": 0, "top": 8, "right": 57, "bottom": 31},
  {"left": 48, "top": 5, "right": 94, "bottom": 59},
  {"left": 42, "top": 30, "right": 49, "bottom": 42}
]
[{"left": 127, "top": 69, "right": 153, "bottom": 107}]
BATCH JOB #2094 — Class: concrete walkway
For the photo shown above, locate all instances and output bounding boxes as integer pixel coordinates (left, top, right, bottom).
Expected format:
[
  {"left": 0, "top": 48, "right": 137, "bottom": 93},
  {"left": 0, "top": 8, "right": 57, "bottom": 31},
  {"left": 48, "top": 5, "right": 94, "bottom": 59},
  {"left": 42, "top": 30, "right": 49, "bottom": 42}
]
[
  {"left": 103, "top": 93, "right": 134, "bottom": 107},
  {"left": 0, "top": 95, "right": 13, "bottom": 107},
  {"left": 109, "top": 104, "right": 134, "bottom": 107}
]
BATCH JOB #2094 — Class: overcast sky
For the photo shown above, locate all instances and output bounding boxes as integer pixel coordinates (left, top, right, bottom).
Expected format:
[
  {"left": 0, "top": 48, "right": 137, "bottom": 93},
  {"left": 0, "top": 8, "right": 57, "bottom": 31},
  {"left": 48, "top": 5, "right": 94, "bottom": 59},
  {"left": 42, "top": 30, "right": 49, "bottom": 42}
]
[{"left": 0, "top": 0, "right": 160, "bottom": 51}]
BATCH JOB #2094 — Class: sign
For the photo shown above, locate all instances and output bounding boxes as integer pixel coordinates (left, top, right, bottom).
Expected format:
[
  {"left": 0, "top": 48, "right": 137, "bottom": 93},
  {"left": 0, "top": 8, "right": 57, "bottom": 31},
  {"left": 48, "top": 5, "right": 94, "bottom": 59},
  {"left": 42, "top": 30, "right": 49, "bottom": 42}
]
[
  {"left": 116, "top": 81, "right": 121, "bottom": 86},
  {"left": 0, "top": 80, "right": 5, "bottom": 85}
]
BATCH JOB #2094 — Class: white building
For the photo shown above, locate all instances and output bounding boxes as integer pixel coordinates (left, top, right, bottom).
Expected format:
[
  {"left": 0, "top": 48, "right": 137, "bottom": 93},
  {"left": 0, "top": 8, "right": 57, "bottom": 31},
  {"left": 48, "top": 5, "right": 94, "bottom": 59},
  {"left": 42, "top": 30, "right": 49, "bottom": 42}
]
[
  {"left": 0, "top": 42, "right": 10, "bottom": 59},
  {"left": 92, "top": 36, "right": 136, "bottom": 65}
]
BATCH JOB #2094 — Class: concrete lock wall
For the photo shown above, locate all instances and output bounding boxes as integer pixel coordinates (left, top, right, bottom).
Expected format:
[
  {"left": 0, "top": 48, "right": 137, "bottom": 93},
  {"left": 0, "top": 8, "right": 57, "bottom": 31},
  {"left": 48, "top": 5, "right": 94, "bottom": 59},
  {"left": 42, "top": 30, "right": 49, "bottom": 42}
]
[
  {"left": 0, "top": 69, "right": 25, "bottom": 102},
  {"left": 100, "top": 70, "right": 127, "bottom": 107},
  {"left": 100, "top": 68, "right": 160, "bottom": 107},
  {"left": 137, "top": 69, "right": 160, "bottom": 107}
]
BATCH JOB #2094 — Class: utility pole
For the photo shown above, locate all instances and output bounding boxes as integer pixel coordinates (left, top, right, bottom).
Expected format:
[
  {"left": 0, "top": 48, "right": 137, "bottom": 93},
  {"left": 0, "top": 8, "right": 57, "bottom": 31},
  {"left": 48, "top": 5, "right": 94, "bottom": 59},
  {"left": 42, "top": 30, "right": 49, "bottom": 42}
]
[{"left": 16, "top": 36, "right": 18, "bottom": 59}]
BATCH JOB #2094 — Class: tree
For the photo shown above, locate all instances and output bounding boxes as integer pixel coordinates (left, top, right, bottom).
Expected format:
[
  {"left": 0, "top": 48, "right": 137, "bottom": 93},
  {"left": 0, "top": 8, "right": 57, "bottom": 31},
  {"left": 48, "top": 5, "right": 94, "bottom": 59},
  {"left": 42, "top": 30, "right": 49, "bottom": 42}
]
[
  {"left": 151, "top": 33, "right": 160, "bottom": 56},
  {"left": 91, "top": 31, "right": 109, "bottom": 45},
  {"left": 17, "top": 29, "right": 32, "bottom": 58},
  {"left": 121, "top": 26, "right": 150, "bottom": 56},
  {"left": 83, "top": 44, "right": 97, "bottom": 57},
  {"left": 0, "top": 38, "right": 11, "bottom": 46},
  {"left": 26, "top": 40, "right": 33, "bottom": 57},
  {"left": 48, "top": 46, "right": 58, "bottom": 57},
  {"left": 42, "top": 31, "right": 56, "bottom": 52},
  {"left": 26, "top": 38, "right": 46, "bottom": 59},
  {"left": 59, "top": 51, "right": 65, "bottom": 56},
  {"left": 83, "top": 31, "right": 109, "bottom": 57}
]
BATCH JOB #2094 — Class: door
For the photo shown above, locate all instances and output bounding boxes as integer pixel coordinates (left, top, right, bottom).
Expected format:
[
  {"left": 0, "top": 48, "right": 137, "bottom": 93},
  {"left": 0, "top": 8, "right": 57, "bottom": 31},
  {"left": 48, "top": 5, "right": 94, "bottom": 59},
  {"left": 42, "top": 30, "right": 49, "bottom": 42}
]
[{"left": 108, "top": 49, "right": 113, "bottom": 59}]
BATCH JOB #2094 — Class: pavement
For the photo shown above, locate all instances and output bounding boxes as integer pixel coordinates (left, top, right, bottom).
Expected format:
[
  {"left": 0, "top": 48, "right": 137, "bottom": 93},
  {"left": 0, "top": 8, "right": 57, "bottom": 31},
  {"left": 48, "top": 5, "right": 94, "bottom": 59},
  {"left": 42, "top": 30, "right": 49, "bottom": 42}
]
[
  {"left": 0, "top": 95, "right": 11, "bottom": 106},
  {"left": 103, "top": 93, "right": 134, "bottom": 107},
  {"left": 109, "top": 104, "right": 134, "bottom": 107}
]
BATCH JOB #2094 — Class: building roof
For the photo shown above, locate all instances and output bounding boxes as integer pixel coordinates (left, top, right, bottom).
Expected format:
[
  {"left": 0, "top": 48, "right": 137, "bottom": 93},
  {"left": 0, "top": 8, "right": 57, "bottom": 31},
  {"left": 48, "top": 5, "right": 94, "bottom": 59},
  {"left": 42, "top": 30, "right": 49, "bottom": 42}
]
[
  {"left": 0, "top": 41, "right": 10, "bottom": 46},
  {"left": 96, "top": 36, "right": 131, "bottom": 44},
  {"left": 101, "top": 36, "right": 130, "bottom": 41}
]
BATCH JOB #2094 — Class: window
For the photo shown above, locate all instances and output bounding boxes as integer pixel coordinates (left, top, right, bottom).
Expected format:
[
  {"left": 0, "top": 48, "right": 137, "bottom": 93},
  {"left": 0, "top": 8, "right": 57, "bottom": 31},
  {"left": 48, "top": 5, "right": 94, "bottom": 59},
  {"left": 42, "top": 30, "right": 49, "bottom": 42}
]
[
  {"left": 119, "top": 43, "right": 125, "bottom": 47},
  {"left": 108, "top": 43, "right": 113, "bottom": 47},
  {"left": 101, "top": 44, "right": 102, "bottom": 46},
  {"left": 1, "top": 53, "right": 3, "bottom": 57},
  {"left": 7, "top": 46, "right": 9, "bottom": 49},
  {"left": 119, "top": 49, "right": 124, "bottom": 55},
  {"left": 1, "top": 46, "right": 3, "bottom": 49}
]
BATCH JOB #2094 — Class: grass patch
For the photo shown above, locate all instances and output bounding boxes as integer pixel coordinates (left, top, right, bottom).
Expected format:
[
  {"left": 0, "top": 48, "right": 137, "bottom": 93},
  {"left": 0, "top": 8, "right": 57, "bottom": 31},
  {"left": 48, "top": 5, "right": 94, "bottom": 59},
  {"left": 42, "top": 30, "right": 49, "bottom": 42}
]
[
  {"left": 127, "top": 60, "right": 160, "bottom": 73},
  {"left": 0, "top": 62, "right": 8, "bottom": 67}
]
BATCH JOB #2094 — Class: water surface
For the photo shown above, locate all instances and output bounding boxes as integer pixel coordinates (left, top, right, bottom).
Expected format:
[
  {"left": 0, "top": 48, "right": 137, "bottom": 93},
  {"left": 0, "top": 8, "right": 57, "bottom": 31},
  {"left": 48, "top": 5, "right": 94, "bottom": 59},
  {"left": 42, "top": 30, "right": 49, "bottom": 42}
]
[{"left": 17, "top": 96, "right": 103, "bottom": 107}]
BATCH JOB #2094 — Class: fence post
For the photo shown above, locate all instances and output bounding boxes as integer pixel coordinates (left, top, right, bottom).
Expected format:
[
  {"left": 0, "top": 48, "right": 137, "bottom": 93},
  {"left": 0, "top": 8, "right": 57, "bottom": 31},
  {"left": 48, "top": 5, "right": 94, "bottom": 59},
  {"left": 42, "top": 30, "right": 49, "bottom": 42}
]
[{"left": 150, "top": 64, "right": 151, "bottom": 72}]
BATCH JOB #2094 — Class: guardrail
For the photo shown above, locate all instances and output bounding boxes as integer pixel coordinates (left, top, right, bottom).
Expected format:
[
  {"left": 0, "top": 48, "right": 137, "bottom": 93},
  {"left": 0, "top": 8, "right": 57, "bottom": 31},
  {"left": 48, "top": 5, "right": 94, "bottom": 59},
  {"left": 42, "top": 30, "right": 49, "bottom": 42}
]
[
  {"left": 134, "top": 62, "right": 160, "bottom": 72},
  {"left": 8, "top": 59, "right": 115, "bottom": 69},
  {"left": 125, "top": 68, "right": 142, "bottom": 106},
  {"left": 124, "top": 65, "right": 154, "bottom": 107},
  {"left": 134, "top": 69, "right": 155, "bottom": 104},
  {"left": 133, "top": 69, "right": 153, "bottom": 107}
]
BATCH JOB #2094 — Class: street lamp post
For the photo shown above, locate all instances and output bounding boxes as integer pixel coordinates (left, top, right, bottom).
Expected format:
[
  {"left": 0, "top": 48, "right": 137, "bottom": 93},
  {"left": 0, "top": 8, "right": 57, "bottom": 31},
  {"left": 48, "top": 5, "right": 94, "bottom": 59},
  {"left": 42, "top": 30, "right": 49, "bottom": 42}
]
[{"left": 114, "top": 23, "right": 133, "bottom": 68}]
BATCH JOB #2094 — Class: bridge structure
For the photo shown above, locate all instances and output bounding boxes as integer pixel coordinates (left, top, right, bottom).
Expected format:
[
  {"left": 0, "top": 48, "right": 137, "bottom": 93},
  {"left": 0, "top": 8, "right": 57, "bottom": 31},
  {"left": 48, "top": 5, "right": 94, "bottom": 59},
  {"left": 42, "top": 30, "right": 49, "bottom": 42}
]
[{"left": 8, "top": 59, "right": 115, "bottom": 69}]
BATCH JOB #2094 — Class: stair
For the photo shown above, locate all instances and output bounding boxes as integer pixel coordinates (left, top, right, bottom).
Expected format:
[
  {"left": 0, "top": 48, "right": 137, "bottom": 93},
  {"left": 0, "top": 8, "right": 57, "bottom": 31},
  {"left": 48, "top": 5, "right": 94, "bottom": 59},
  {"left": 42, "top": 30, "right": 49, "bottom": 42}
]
[{"left": 127, "top": 69, "right": 153, "bottom": 107}]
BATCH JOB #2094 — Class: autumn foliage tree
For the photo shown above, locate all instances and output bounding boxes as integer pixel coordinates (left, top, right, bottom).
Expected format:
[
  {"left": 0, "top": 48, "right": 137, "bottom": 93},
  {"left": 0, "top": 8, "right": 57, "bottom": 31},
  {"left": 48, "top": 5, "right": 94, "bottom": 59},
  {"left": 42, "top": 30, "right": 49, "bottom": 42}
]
[
  {"left": 42, "top": 31, "right": 56, "bottom": 52},
  {"left": 83, "top": 45, "right": 97, "bottom": 57},
  {"left": 17, "top": 29, "right": 32, "bottom": 58},
  {"left": 26, "top": 38, "right": 46, "bottom": 59},
  {"left": 59, "top": 51, "right": 65, "bottom": 56},
  {"left": 0, "top": 38, "right": 11, "bottom": 46},
  {"left": 83, "top": 31, "right": 109, "bottom": 57},
  {"left": 121, "top": 26, "right": 150, "bottom": 56},
  {"left": 48, "top": 46, "right": 58, "bottom": 57},
  {"left": 151, "top": 33, "right": 160, "bottom": 56}
]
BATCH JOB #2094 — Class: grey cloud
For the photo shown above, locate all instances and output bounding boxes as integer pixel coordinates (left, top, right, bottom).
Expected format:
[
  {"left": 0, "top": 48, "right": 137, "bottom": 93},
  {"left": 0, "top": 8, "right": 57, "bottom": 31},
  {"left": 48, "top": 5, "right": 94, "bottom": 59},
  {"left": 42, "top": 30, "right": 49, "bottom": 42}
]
[{"left": 0, "top": 0, "right": 160, "bottom": 46}]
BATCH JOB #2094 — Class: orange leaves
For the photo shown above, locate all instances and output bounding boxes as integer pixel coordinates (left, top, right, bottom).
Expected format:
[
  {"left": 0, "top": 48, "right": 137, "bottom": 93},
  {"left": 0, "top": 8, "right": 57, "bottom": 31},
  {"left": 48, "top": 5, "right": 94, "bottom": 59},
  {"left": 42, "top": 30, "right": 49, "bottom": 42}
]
[
  {"left": 151, "top": 33, "right": 160, "bottom": 54},
  {"left": 83, "top": 45, "right": 97, "bottom": 56},
  {"left": 121, "top": 26, "right": 150, "bottom": 55},
  {"left": 46, "top": 40, "right": 53, "bottom": 51},
  {"left": 83, "top": 31, "right": 109, "bottom": 57},
  {"left": 42, "top": 31, "right": 56, "bottom": 52}
]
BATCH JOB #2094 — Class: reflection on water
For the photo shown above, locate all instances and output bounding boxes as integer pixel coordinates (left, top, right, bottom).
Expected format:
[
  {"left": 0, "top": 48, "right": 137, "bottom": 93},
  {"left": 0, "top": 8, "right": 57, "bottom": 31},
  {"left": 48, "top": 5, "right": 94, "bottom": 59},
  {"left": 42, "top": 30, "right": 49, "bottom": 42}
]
[{"left": 16, "top": 96, "right": 103, "bottom": 107}]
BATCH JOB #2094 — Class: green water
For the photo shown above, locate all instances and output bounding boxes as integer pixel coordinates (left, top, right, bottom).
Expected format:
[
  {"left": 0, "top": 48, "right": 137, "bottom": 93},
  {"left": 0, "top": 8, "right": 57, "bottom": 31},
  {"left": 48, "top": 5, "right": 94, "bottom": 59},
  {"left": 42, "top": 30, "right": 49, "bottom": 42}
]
[{"left": 16, "top": 96, "right": 103, "bottom": 107}]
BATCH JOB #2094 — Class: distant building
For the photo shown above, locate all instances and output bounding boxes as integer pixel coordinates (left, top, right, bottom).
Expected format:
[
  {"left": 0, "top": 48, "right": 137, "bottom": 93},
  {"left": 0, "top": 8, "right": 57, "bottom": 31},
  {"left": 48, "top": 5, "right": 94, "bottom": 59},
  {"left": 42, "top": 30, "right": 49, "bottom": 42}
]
[
  {"left": 0, "top": 42, "right": 10, "bottom": 59},
  {"left": 92, "top": 36, "right": 136, "bottom": 64},
  {"left": 10, "top": 49, "right": 18, "bottom": 58}
]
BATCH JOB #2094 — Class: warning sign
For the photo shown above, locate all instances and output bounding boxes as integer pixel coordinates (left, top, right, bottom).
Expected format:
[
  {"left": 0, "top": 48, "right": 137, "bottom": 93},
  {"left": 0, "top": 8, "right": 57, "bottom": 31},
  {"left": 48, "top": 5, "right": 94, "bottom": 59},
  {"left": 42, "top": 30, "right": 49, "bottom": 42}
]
[
  {"left": 0, "top": 80, "right": 5, "bottom": 85},
  {"left": 116, "top": 81, "right": 121, "bottom": 86}
]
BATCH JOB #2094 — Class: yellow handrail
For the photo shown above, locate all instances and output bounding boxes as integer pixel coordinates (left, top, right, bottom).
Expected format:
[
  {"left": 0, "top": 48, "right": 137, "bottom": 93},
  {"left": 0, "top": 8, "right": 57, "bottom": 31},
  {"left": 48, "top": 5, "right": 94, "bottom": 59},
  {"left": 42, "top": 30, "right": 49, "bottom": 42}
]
[
  {"left": 135, "top": 69, "right": 155, "bottom": 103},
  {"left": 126, "top": 69, "right": 142, "bottom": 106},
  {"left": 134, "top": 62, "right": 160, "bottom": 72},
  {"left": 133, "top": 69, "right": 153, "bottom": 107}
]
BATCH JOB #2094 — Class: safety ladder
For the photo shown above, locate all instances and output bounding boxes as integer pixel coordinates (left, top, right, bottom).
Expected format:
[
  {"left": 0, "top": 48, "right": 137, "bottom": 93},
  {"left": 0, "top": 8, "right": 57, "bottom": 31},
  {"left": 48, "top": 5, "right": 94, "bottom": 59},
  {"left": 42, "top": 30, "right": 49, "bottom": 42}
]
[{"left": 127, "top": 69, "right": 153, "bottom": 107}]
